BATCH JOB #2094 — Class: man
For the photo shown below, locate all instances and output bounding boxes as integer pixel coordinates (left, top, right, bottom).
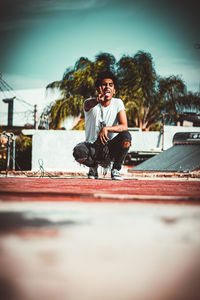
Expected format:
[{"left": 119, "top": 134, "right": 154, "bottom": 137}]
[{"left": 83, "top": 71, "right": 132, "bottom": 180}]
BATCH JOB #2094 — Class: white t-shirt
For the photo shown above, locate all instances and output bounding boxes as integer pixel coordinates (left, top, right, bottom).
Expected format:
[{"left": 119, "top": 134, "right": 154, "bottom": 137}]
[{"left": 84, "top": 97, "right": 125, "bottom": 143}]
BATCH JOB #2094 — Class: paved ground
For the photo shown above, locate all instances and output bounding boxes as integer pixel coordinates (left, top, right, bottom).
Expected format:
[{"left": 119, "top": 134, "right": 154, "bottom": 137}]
[{"left": 0, "top": 175, "right": 200, "bottom": 300}]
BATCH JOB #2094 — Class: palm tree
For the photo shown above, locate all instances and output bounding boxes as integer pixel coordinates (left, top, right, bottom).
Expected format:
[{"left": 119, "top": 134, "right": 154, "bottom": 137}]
[
  {"left": 49, "top": 95, "right": 85, "bottom": 129},
  {"left": 46, "top": 53, "right": 117, "bottom": 129},
  {"left": 117, "top": 51, "right": 162, "bottom": 131},
  {"left": 158, "top": 75, "right": 186, "bottom": 124},
  {"left": 45, "top": 50, "right": 199, "bottom": 130},
  {"left": 95, "top": 52, "right": 116, "bottom": 74},
  {"left": 176, "top": 92, "right": 200, "bottom": 114}
]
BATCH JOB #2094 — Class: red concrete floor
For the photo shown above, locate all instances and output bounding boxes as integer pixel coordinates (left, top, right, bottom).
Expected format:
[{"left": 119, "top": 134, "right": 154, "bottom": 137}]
[
  {"left": 0, "top": 176, "right": 200, "bottom": 203},
  {"left": 0, "top": 176, "right": 200, "bottom": 300}
]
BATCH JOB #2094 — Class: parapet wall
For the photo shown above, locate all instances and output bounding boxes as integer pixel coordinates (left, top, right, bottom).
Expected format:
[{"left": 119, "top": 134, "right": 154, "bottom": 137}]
[{"left": 23, "top": 126, "right": 200, "bottom": 172}]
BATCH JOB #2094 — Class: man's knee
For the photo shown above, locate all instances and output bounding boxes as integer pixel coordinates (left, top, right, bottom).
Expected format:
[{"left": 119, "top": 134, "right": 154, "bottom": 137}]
[
  {"left": 122, "top": 140, "right": 131, "bottom": 148},
  {"left": 119, "top": 131, "right": 132, "bottom": 148}
]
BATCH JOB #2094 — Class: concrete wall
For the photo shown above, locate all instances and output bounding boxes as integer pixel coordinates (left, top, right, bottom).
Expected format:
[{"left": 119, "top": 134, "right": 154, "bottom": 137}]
[
  {"left": 162, "top": 125, "right": 200, "bottom": 150},
  {"left": 23, "top": 130, "right": 86, "bottom": 172},
  {"left": 23, "top": 125, "right": 200, "bottom": 172},
  {"left": 128, "top": 130, "right": 161, "bottom": 152}
]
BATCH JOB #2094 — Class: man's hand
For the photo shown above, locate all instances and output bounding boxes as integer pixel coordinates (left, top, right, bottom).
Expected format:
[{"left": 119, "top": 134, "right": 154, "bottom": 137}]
[
  {"left": 96, "top": 86, "right": 106, "bottom": 104},
  {"left": 99, "top": 127, "right": 109, "bottom": 145},
  {"left": 84, "top": 87, "right": 105, "bottom": 112}
]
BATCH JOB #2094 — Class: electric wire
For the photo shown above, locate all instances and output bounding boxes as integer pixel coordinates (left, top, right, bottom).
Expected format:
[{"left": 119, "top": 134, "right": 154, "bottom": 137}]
[
  {"left": 2, "top": 153, "right": 59, "bottom": 178},
  {"left": 0, "top": 76, "right": 33, "bottom": 108}
]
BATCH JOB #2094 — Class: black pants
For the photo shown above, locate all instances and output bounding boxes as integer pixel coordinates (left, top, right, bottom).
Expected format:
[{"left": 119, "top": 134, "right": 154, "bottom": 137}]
[{"left": 107, "top": 131, "right": 132, "bottom": 170}]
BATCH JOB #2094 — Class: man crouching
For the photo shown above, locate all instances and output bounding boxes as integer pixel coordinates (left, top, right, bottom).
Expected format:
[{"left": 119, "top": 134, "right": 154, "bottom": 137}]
[{"left": 73, "top": 71, "right": 131, "bottom": 180}]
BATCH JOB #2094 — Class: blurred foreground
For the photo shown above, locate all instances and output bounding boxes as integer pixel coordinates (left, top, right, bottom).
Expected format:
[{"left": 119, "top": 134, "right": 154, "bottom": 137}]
[{"left": 0, "top": 176, "right": 200, "bottom": 300}]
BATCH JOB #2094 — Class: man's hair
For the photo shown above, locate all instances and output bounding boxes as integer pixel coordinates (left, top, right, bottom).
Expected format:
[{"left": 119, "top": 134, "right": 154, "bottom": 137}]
[{"left": 95, "top": 71, "right": 117, "bottom": 89}]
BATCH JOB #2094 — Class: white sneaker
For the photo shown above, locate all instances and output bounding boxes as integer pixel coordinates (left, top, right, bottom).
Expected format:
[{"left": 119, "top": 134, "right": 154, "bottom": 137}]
[
  {"left": 111, "top": 169, "right": 123, "bottom": 180},
  {"left": 88, "top": 167, "right": 98, "bottom": 179}
]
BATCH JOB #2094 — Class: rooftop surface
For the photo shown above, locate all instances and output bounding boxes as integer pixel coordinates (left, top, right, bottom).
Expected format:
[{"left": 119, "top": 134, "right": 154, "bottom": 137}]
[{"left": 0, "top": 174, "right": 200, "bottom": 300}]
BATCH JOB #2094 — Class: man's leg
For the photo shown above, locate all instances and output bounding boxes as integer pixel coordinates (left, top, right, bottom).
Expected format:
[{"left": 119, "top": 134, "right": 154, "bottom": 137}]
[
  {"left": 108, "top": 131, "right": 132, "bottom": 179},
  {"left": 88, "top": 165, "right": 98, "bottom": 179}
]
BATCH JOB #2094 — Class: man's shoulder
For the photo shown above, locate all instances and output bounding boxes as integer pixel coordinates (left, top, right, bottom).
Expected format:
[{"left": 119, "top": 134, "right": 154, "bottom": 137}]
[
  {"left": 84, "top": 97, "right": 98, "bottom": 113},
  {"left": 111, "top": 97, "right": 124, "bottom": 106},
  {"left": 112, "top": 97, "right": 121, "bottom": 100},
  {"left": 111, "top": 97, "right": 123, "bottom": 102},
  {"left": 110, "top": 98, "right": 125, "bottom": 113}
]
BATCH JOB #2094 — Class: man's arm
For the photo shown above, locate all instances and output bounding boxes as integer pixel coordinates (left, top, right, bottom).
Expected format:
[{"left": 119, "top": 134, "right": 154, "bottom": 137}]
[
  {"left": 84, "top": 98, "right": 99, "bottom": 112},
  {"left": 99, "top": 110, "right": 128, "bottom": 144},
  {"left": 84, "top": 87, "right": 106, "bottom": 112}
]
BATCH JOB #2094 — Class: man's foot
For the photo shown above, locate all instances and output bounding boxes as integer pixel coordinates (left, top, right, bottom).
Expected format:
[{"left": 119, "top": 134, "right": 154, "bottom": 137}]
[
  {"left": 88, "top": 167, "right": 98, "bottom": 179},
  {"left": 111, "top": 169, "right": 123, "bottom": 180}
]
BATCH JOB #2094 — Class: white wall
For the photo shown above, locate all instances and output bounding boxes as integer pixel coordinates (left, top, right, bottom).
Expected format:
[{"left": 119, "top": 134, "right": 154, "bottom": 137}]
[
  {"left": 23, "top": 125, "right": 200, "bottom": 172},
  {"left": 163, "top": 125, "right": 200, "bottom": 150},
  {"left": 128, "top": 131, "right": 161, "bottom": 152},
  {"left": 31, "top": 130, "right": 85, "bottom": 172}
]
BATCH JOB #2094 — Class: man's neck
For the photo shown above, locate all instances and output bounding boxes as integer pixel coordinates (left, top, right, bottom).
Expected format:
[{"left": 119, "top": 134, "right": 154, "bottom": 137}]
[{"left": 101, "top": 98, "right": 112, "bottom": 107}]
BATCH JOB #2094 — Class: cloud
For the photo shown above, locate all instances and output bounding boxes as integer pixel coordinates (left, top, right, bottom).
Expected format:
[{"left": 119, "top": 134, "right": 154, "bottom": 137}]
[
  {"left": 1, "top": 0, "right": 100, "bottom": 17},
  {"left": 31, "top": 0, "right": 99, "bottom": 12},
  {"left": 0, "top": 0, "right": 103, "bottom": 32}
]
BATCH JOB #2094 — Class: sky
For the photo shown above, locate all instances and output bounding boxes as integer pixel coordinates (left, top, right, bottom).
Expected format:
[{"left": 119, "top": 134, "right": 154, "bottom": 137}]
[
  {"left": 0, "top": 0, "right": 199, "bottom": 93},
  {"left": 0, "top": 0, "right": 200, "bottom": 127}
]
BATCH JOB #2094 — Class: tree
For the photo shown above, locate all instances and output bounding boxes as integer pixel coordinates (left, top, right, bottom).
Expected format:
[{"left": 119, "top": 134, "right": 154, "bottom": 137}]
[
  {"left": 45, "top": 50, "right": 200, "bottom": 130},
  {"left": 46, "top": 58, "right": 93, "bottom": 128},
  {"left": 46, "top": 53, "right": 116, "bottom": 129},
  {"left": 15, "top": 135, "right": 32, "bottom": 170},
  {"left": 117, "top": 51, "right": 163, "bottom": 131},
  {"left": 158, "top": 75, "right": 186, "bottom": 124},
  {"left": 176, "top": 92, "right": 200, "bottom": 114}
]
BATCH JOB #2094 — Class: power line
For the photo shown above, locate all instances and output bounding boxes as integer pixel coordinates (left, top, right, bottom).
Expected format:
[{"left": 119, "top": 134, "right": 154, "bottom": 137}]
[
  {"left": 0, "top": 75, "right": 33, "bottom": 108},
  {"left": 15, "top": 96, "right": 34, "bottom": 108}
]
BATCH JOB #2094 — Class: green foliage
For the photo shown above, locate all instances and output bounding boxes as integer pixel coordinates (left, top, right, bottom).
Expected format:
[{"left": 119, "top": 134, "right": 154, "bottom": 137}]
[
  {"left": 158, "top": 75, "right": 186, "bottom": 124},
  {"left": 0, "top": 151, "right": 6, "bottom": 171},
  {"left": 117, "top": 51, "right": 164, "bottom": 130},
  {"left": 72, "top": 118, "right": 85, "bottom": 130},
  {"left": 49, "top": 96, "right": 85, "bottom": 129},
  {"left": 15, "top": 135, "right": 32, "bottom": 170},
  {"left": 46, "top": 52, "right": 117, "bottom": 129},
  {"left": 46, "top": 51, "right": 200, "bottom": 131}
]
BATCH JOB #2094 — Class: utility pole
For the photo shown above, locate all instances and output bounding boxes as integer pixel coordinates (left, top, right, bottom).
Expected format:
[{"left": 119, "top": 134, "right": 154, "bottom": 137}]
[
  {"left": 194, "top": 43, "right": 200, "bottom": 93},
  {"left": 3, "top": 97, "right": 15, "bottom": 127},
  {"left": 34, "top": 104, "right": 38, "bottom": 129},
  {"left": 161, "top": 113, "right": 165, "bottom": 151}
]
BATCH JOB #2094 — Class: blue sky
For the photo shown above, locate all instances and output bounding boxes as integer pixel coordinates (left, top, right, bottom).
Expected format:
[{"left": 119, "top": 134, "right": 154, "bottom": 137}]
[{"left": 0, "top": 0, "right": 200, "bottom": 92}]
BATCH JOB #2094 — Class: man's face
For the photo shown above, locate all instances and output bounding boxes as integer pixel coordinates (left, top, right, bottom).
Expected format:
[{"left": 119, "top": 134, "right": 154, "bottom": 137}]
[{"left": 99, "top": 78, "right": 115, "bottom": 101}]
